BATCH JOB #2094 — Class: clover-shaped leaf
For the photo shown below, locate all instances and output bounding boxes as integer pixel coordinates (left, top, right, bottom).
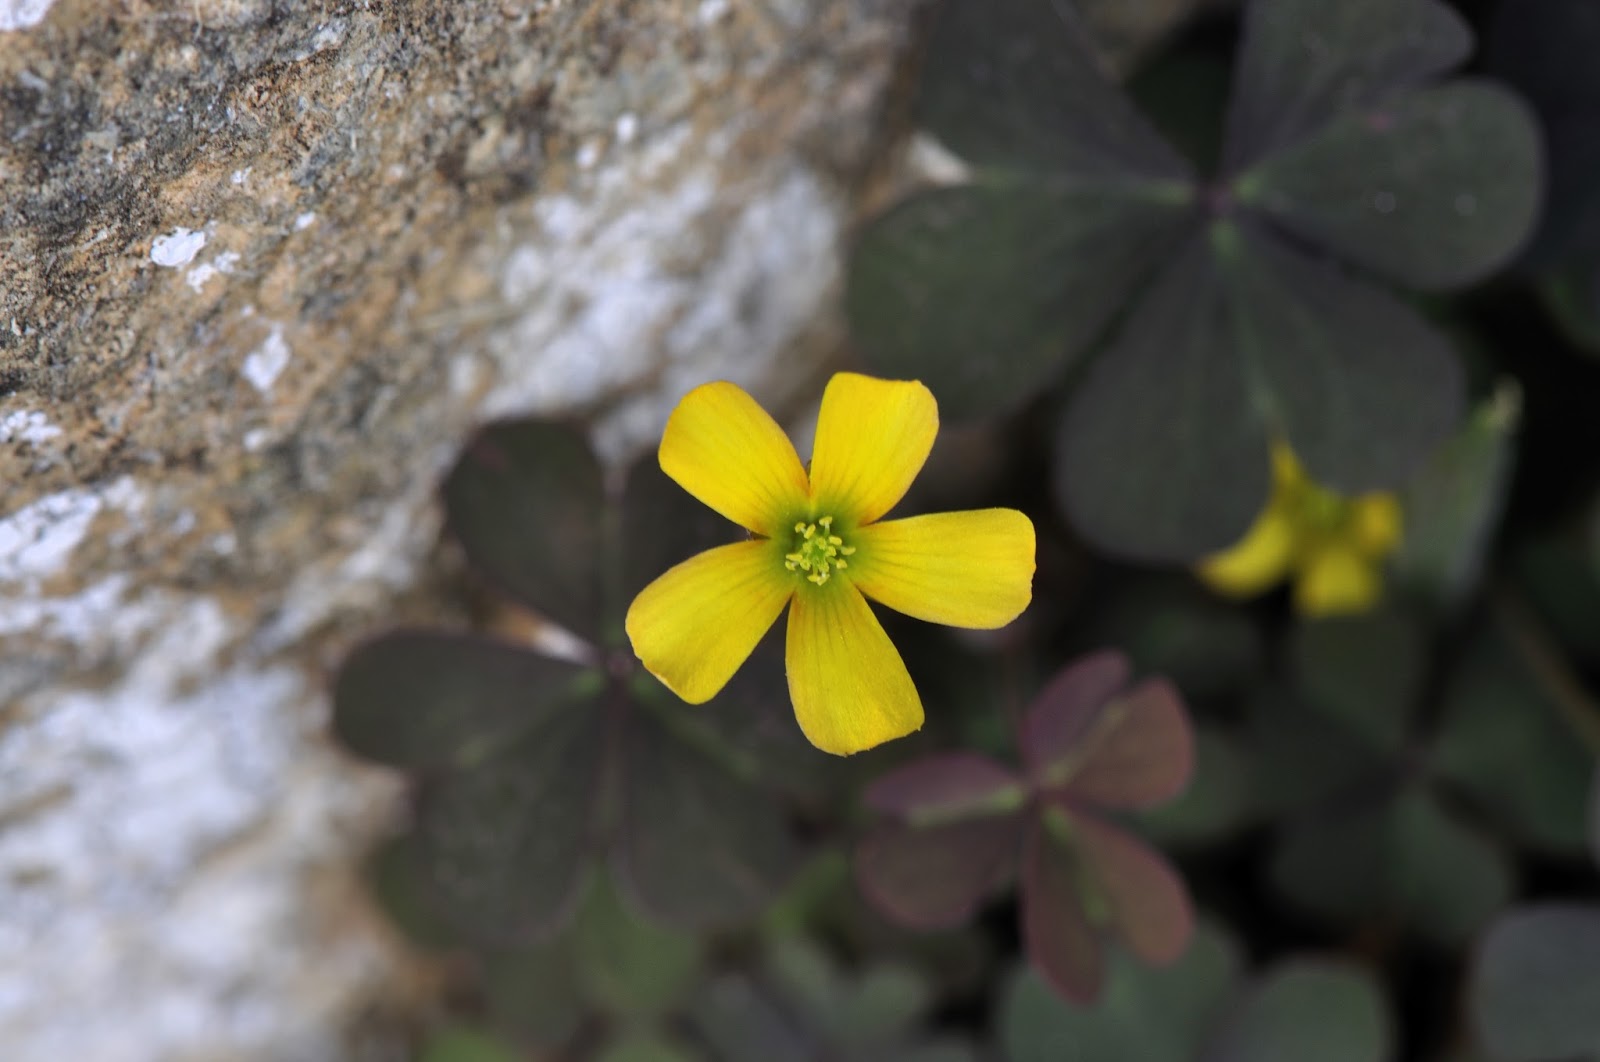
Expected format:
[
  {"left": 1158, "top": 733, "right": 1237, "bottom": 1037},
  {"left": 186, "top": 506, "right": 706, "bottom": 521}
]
[
  {"left": 1253, "top": 613, "right": 1522, "bottom": 944},
  {"left": 1471, "top": 905, "right": 1600, "bottom": 1061},
  {"left": 857, "top": 650, "right": 1195, "bottom": 1002},
  {"left": 1434, "top": 624, "right": 1596, "bottom": 855},
  {"left": 334, "top": 419, "right": 812, "bottom": 946},
  {"left": 845, "top": 0, "right": 1196, "bottom": 421},
  {"left": 689, "top": 936, "right": 978, "bottom": 1062},
  {"left": 1001, "top": 923, "right": 1393, "bottom": 1062},
  {"left": 851, "top": 0, "right": 1538, "bottom": 561}
]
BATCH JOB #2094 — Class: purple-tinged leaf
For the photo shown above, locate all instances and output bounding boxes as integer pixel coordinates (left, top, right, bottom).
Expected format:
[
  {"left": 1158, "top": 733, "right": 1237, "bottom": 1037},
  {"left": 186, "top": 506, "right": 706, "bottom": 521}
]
[
  {"left": 332, "top": 631, "right": 597, "bottom": 771},
  {"left": 864, "top": 753, "right": 1025, "bottom": 822},
  {"left": 1050, "top": 679, "right": 1195, "bottom": 811},
  {"left": 1022, "top": 816, "right": 1104, "bottom": 1004},
  {"left": 857, "top": 814, "right": 1025, "bottom": 930},
  {"left": 1054, "top": 803, "right": 1194, "bottom": 967},
  {"left": 1471, "top": 905, "right": 1600, "bottom": 1061},
  {"left": 415, "top": 704, "right": 605, "bottom": 944},
  {"left": 1223, "top": 0, "right": 1473, "bottom": 169},
  {"left": 1022, "top": 650, "right": 1132, "bottom": 782},
  {"left": 614, "top": 703, "right": 801, "bottom": 929},
  {"left": 442, "top": 419, "right": 607, "bottom": 642}
]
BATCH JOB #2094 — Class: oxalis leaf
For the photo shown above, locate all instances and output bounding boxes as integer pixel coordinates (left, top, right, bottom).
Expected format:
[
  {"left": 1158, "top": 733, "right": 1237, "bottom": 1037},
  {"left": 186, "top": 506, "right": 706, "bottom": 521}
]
[
  {"left": 1056, "top": 222, "right": 1465, "bottom": 561},
  {"left": 1000, "top": 925, "right": 1394, "bottom": 1062},
  {"left": 337, "top": 417, "right": 809, "bottom": 945},
  {"left": 852, "top": 0, "right": 1537, "bottom": 560},
  {"left": 1472, "top": 905, "right": 1600, "bottom": 1061},
  {"left": 856, "top": 650, "right": 1196, "bottom": 1003}
]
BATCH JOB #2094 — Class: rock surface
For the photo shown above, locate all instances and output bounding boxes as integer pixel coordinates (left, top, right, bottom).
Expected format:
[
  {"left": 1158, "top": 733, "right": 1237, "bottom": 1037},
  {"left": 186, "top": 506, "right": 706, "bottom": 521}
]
[{"left": 0, "top": 0, "right": 1202, "bottom": 1058}]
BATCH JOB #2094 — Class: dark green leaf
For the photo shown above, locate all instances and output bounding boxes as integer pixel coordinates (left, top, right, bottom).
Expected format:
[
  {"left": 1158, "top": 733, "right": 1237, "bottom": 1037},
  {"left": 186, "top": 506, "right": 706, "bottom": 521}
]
[
  {"left": 1472, "top": 905, "right": 1600, "bottom": 1061},
  {"left": 1434, "top": 626, "right": 1596, "bottom": 855},
  {"left": 332, "top": 632, "right": 597, "bottom": 771},
  {"left": 1223, "top": 0, "right": 1472, "bottom": 168},
  {"left": 419, "top": 1027, "right": 522, "bottom": 1062},
  {"left": 691, "top": 975, "right": 811, "bottom": 1062},
  {"left": 364, "top": 832, "right": 461, "bottom": 952},
  {"left": 1136, "top": 725, "right": 1257, "bottom": 849},
  {"left": 1207, "top": 961, "right": 1391, "bottom": 1062},
  {"left": 416, "top": 705, "right": 605, "bottom": 943},
  {"left": 595, "top": 1033, "right": 703, "bottom": 1062},
  {"left": 1249, "top": 684, "right": 1385, "bottom": 817},
  {"left": 846, "top": 181, "right": 1195, "bottom": 420},
  {"left": 574, "top": 878, "right": 703, "bottom": 1020},
  {"left": 1219, "top": 223, "right": 1466, "bottom": 496},
  {"left": 442, "top": 419, "right": 607, "bottom": 641},
  {"left": 1269, "top": 786, "right": 1513, "bottom": 945},
  {"left": 1394, "top": 385, "right": 1520, "bottom": 608},
  {"left": 483, "top": 940, "right": 586, "bottom": 1049},
  {"left": 918, "top": 0, "right": 1193, "bottom": 180},
  {"left": 1000, "top": 921, "right": 1243, "bottom": 1062},
  {"left": 691, "top": 939, "right": 976, "bottom": 1062},
  {"left": 1094, "top": 580, "right": 1266, "bottom": 702},
  {"left": 1289, "top": 610, "right": 1426, "bottom": 755},
  {"left": 1056, "top": 235, "right": 1270, "bottom": 561},
  {"left": 1238, "top": 82, "right": 1542, "bottom": 290},
  {"left": 614, "top": 700, "right": 801, "bottom": 929}
]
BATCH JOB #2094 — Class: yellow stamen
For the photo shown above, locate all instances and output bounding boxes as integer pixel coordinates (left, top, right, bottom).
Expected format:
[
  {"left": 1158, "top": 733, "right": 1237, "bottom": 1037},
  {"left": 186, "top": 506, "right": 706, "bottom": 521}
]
[{"left": 783, "top": 514, "right": 854, "bottom": 586}]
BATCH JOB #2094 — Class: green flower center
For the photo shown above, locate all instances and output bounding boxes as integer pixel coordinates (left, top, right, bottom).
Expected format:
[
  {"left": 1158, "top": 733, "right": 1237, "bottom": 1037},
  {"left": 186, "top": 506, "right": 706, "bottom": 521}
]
[
  {"left": 784, "top": 515, "right": 856, "bottom": 586},
  {"left": 1293, "top": 481, "right": 1351, "bottom": 534}
]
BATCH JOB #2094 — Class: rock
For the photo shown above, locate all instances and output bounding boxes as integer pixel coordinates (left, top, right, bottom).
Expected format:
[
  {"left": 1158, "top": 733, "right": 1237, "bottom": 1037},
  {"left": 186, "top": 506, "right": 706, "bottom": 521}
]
[{"left": 0, "top": 0, "right": 1202, "bottom": 1057}]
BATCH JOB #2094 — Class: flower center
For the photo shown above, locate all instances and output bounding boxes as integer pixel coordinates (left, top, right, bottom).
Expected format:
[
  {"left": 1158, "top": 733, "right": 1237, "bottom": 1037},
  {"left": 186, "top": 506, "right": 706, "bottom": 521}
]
[
  {"left": 784, "top": 515, "right": 856, "bottom": 586},
  {"left": 1293, "top": 480, "right": 1351, "bottom": 534}
]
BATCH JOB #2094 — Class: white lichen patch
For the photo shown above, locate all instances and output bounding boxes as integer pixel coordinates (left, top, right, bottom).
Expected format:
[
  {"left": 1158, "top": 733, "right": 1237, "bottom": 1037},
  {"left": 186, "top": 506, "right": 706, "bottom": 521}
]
[
  {"left": 242, "top": 325, "right": 292, "bottom": 393},
  {"left": 0, "top": 477, "right": 144, "bottom": 585},
  {"left": 150, "top": 227, "right": 208, "bottom": 268},
  {"left": 186, "top": 250, "right": 241, "bottom": 292},
  {"left": 294, "top": 212, "right": 317, "bottom": 231},
  {"left": 0, "top": 0, "right": 53, "bottom": 31},
  {"left": 482, "top": 122, "right": 845, "bottom": 461},
  {"left": 0, "top": 409, "right": 62, "bottom": 445}
]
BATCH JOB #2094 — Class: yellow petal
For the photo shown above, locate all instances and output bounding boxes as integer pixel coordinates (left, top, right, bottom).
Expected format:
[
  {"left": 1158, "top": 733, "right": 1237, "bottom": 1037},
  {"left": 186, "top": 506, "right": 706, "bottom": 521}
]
[
  {"left": 659, "top": 381, "right": 810, "bottom": 536},
  {"left": 1196, "top": 506, "right": 1296, "bottom": 599},
  {"left": 851, "top": 509, "right": 1035, "bottom": 629},
  {"left": 1351, "top": 493, "right": 1403, "bottom": 556},
  {"left": 626, "top": 540, "right": 793, "bottom": 703},
  {"left": 1269, "top": 439, "right": 1307, "bottom": 489},
  {"left": 808, "top": 373, "right": 938, "bottom": 525},
  {"left": 1294, "top": 543, "right": 1382, "bottom": 618},
  {"left": 786, "top": 583, "right": 923, "bottom": 755}
]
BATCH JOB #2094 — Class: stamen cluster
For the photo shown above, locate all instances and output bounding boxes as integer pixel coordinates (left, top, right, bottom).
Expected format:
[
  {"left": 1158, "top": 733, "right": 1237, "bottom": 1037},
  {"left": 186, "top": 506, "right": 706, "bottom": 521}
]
[{"left": 784, "top": 515, "right": 857, "bottom": 586}]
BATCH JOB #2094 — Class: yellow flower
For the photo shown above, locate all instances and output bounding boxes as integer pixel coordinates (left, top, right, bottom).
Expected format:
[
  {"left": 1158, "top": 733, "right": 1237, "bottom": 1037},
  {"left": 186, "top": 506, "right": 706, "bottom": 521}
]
[
  {"left": 1197, "top": 442, "right": 1402, "bottom": 618},
  {"left": 626, "top": 372, "right": 1036, "bottom": 756}
]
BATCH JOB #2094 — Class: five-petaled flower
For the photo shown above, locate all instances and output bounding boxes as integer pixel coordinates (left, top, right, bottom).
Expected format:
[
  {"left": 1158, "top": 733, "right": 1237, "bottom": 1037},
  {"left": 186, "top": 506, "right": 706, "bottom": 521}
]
[
  {"left": 626, "top": 372, "right": 1036, "bottom": 756},
  {"left": 1198, "top": 441, "right": 1402, "bottom": 618}
]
